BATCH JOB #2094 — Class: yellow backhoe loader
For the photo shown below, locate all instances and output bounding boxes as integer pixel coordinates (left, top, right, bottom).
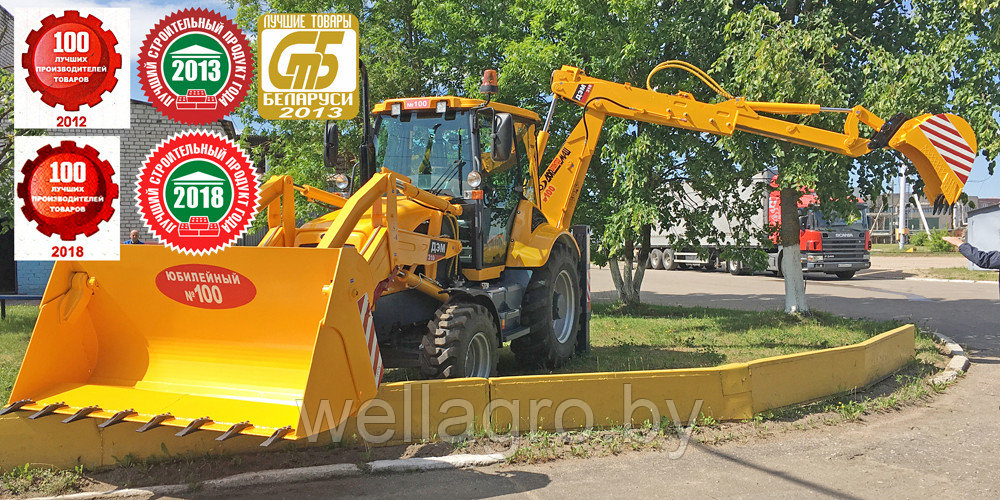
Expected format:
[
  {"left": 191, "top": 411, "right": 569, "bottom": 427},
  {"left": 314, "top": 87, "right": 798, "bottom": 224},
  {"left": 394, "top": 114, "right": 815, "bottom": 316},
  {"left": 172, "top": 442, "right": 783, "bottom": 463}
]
[{"left": 4, "top": 62, "right": 976, "bottom": 445}]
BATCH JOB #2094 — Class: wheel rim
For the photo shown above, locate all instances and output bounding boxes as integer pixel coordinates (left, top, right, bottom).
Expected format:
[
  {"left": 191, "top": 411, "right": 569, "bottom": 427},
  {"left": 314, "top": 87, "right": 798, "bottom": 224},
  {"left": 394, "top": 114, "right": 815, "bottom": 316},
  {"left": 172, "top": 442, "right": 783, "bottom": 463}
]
[
  {"left": 552, "top": 269, "right": 577, "bottom": 344},
  {"left": 465, "top": 331, "right": 493, "bottom": 378}
]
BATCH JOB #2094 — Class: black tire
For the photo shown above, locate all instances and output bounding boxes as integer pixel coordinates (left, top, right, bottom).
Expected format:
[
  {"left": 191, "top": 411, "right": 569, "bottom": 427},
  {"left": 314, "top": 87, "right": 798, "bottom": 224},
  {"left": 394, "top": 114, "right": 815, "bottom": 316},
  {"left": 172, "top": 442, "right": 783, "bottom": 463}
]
[
  {"left": 701, "top": 254, "right": 718, "bottom": 271},
  {"left": 774, "top": 255, "right": 784, "bottom": 278},
  {"left": 728, "top": 259, "right": 748, "bottom": 275},
  {"left": 649, "top": 249, "right": 664, "bottom": 270},
  {"left": 663, "top": 249, "right": 678, "bottom": 270},
  {"left": 835, "top": 270, "right": 856, "bottom": 280},
  {"left": 513, "top": 243, "right": 580, "bottom": 368},
  {"left": 420, "top": 302, "right": 498, "bottom": 378}
]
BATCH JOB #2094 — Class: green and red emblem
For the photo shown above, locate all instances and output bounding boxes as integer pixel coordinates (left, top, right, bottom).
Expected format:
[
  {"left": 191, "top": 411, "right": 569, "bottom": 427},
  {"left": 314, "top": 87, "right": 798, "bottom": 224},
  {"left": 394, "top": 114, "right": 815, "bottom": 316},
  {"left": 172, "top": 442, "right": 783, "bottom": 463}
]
[
  {"left": 17, "top": 140, "right": 118, "bottom": 240},
  {"left": 136, "top": 131, "right": 259, "bottom": 255},
  {"left": 138, "top": 9, "right": 251, "bottom": 124}
]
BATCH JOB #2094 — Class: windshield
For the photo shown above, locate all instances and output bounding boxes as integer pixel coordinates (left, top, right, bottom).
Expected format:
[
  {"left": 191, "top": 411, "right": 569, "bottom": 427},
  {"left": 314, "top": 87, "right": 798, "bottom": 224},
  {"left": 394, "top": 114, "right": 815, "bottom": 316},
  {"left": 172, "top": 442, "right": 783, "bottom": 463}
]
[
  {"left": 806, "top": 205, "right": 869, "bottom": 232},
  {"left": 373, "top": 111, "right": 474, "bottom": 197}
]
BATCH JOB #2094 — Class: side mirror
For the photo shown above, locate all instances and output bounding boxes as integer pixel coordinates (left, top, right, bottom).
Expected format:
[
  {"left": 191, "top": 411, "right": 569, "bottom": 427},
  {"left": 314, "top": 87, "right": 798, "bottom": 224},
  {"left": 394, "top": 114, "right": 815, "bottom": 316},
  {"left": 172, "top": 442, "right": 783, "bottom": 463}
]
[
  {"left": 323, "top": 121, "right": 339, "bottom": 169},
  {"left": 490, "top": 113, "right": 514, "bottom": 163}
]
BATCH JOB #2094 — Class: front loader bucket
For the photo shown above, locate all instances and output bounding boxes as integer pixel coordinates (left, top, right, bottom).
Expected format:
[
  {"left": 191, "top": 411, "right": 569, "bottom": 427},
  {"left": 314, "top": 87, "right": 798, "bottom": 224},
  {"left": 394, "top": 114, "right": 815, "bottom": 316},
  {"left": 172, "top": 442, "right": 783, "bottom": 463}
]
[
  {"left": 5, "top": 245, "right": 381, "bottom": 442},
  {"left": 889, "top": 113, "right": 978, "bottom": 208}
]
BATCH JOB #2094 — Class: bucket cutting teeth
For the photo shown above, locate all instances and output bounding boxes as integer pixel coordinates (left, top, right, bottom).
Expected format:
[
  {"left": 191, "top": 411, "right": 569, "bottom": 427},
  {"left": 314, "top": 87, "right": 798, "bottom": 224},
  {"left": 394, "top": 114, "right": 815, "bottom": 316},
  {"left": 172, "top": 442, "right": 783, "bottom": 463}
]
[
  {"left": 28, "top": 402, "right": 66, "bottom": 419},
  {"left": 261, "top": 426, "right": 293, "bottom": 447},
  {"left": 136, "top": 413, "right": 174, "bottom": 433},
  {"left": 175, "top": 417, "right": 212, "bottom": 437},
  {"left": 62, "top": 406, "right": 100, "bottom": 423},
  {"left": 98, "top": 409, "right": 136, "bottom": 428},
  {"left": 217, "top": 421, "right": 253, "bottom": 441},
  {"left": 0, "top": 399, "right": 33, "bottom": 415}
]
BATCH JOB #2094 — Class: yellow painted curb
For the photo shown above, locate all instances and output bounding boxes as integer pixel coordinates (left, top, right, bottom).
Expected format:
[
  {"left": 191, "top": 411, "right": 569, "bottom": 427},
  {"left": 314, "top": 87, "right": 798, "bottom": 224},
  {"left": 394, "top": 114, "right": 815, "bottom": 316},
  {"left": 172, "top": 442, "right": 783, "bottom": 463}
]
[{"left": 0, "top": 324, "right": 915, "bottom": 470}]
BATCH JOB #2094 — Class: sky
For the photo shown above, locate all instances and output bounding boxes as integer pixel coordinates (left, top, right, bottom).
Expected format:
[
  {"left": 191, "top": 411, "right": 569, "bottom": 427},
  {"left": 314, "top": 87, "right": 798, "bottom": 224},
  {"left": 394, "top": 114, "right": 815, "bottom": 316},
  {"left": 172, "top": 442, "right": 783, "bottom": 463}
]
[
  {"left": 5, "top": 0, "right": 999, "bottom": 198},
  {"left": 3, "top": 0, "right": 239, "bottom": 116}
]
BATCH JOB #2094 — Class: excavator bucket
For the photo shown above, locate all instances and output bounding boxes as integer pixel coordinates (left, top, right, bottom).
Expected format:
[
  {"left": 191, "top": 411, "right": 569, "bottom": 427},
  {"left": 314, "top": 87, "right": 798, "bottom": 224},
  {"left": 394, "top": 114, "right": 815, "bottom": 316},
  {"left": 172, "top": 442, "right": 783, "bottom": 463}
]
[
  {"left": 889, "top": 113, "right": 978, "bottom": 210},
  {"left": 4, "top": 244, "right": 382, "bottom": 443}
]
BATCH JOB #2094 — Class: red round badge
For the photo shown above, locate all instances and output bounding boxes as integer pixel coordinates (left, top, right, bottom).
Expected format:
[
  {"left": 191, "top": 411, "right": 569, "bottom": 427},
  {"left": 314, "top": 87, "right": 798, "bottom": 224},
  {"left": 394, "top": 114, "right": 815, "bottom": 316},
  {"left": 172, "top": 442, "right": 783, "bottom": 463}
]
[
  {"left": 17, "top": 141, "right": 119, "bottom": 240},
  {"left": 22, "top": 11, "right": 121, "bottom": 111},
  {"left": 155, "top": 264, "right": 256, "bottom": 309},
  {"left": 136, "top": 131, "right": 259, "bottom": 255},
  {"left": 138, "top": 9, "right": 252, "bottom": 124}
]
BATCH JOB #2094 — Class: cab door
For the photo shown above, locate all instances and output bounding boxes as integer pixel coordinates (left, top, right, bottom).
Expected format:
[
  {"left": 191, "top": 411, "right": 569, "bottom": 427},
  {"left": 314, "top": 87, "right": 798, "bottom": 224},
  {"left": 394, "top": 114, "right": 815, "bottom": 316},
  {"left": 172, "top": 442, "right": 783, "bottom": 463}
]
[{"left": 476, "top": 115, "right": 533, "bottom": 268}]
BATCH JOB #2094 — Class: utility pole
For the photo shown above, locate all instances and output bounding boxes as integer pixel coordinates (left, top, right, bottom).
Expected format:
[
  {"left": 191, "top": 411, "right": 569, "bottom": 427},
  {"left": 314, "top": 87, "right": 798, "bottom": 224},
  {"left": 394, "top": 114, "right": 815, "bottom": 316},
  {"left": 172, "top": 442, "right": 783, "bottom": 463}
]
[
  {"left": 898, "top": 161, "right": 907, "bottom": 250},
  {"left": 913, "top": 194, "right": 931, "bottom": 234}
]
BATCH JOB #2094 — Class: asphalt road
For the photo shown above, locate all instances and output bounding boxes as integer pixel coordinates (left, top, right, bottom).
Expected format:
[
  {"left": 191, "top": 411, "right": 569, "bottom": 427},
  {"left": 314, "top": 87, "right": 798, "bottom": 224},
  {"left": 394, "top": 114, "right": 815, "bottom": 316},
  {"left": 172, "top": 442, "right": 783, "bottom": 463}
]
[{"left": 199, "top": 256, "right": 1000, "bottom": 499}]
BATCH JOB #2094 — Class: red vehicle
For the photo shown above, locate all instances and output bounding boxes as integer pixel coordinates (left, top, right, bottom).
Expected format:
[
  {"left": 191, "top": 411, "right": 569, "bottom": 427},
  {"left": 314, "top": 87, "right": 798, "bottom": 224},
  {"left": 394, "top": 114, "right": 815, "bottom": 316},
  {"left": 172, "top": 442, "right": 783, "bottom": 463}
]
[{"left": 764, "top": 183, "right": 872, "bottom": 279}]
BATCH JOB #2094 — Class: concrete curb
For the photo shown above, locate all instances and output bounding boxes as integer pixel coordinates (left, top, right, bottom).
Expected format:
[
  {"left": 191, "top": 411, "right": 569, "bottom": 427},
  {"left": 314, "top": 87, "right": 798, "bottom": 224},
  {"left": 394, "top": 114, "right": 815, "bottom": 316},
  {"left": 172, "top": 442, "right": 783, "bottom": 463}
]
[
  {"left": 35, "top": 455, "right": 505, "bottom": 499},
  {"left": 930, "top": 332, "right": 971, "bottom": 385},
  {"left": 903, "top": 277, "right": 996, "bottom": 285},
  {"left": 367, "top": 453, "right": 506, "bottom": 474}
]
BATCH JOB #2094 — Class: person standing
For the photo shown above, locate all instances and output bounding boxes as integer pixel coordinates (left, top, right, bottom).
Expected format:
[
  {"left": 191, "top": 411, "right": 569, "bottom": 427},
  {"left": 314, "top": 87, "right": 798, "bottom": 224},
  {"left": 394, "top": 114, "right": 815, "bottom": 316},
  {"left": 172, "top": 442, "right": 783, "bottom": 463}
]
[
  {"left": 943, "top": 236, "right": 1000, "bottom": 295},
  {"left": 123, "top": 230, "right": 144, "bottom": 245}
]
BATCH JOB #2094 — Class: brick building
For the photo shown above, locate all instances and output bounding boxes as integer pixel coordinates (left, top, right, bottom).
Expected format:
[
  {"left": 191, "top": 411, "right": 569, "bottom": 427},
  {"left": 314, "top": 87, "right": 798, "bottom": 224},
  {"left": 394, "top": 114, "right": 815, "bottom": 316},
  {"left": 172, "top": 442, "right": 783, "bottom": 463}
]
[{"left": 1, "top": 7, "right": 240, "bottom": 294}]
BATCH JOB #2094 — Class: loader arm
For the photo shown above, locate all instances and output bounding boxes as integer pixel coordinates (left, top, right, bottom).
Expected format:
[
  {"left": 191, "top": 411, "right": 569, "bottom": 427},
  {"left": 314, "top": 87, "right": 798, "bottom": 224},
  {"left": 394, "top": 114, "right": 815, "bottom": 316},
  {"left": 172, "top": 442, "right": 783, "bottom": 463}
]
[
  {"left": 4, "top": 170, "right": 465, "bottom": 443},
  {"left": 536, "top": 64, "right": 978, "bottom": 230}
]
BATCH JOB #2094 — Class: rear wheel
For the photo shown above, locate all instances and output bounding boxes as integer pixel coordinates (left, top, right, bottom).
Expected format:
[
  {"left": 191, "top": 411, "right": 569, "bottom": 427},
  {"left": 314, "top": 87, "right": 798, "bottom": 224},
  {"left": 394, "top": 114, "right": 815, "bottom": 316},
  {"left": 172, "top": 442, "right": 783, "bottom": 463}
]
[
  {"left": 420, "top": 302, "right": 498, "bottom": 378},
  {"left": 701, "top": 253, "right": 718, "bottom": 271},
  {"left": 649, "top": 249, "right": 664, "bottom": 270},
  {"left": 727, "top": 259, "right": 747, "bottom": 275},
  {"left": 513, "top": 243, "right": 580, "bottom": 368},
  {"left": 662, "top": 249, "right": 678, "bottom": 270},
  {"left": 835, "top": 270, "right": 856, "bottom": 280}
]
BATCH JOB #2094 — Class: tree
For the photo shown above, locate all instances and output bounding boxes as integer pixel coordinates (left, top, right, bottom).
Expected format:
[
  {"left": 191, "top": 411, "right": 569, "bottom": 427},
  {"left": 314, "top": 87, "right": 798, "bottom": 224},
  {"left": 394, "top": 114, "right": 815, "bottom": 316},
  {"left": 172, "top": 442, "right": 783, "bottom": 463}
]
[
  {"left": 1, "top": 18, "right": 15, "bottom": 234},
  {"left": 717, "top": 1, "right": 1000, "bottom": 313},
  {"left": 232, "top": 0, "right": 1000, "bottom": 312}
]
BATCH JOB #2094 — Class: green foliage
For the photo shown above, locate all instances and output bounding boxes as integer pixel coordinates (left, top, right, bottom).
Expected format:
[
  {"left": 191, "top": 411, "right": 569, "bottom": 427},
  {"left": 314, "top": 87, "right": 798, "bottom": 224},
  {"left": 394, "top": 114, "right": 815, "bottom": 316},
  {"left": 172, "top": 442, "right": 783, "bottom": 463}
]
[
  {"left": 927, "top": 229, "right": 956, "bottom": 252},
  {"left": 909, "top": 229, "right": 956, "bottom": 252},
  {"left": 1, "top": 68, "right": 13, "bottom": 233},
  {"left": 910, "top": 230, "right": 931, "bottom": 246},
  {"left": 2, "top": 464, "right": 83, "bottom": 496},
  {"left": 232, "top": 0, "right": 999, "bottom": 290}
]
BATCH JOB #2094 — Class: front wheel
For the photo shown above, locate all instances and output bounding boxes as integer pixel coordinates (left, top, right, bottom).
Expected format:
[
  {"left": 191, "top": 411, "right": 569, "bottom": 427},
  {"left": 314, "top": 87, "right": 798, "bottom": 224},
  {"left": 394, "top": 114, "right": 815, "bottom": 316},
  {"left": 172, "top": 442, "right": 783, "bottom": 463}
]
[
  {"left": 513, "top": 243, "right": 580, "bottom": 368},
  {"left": 420, "top": 302, "right": 498, "bottom": 378}
]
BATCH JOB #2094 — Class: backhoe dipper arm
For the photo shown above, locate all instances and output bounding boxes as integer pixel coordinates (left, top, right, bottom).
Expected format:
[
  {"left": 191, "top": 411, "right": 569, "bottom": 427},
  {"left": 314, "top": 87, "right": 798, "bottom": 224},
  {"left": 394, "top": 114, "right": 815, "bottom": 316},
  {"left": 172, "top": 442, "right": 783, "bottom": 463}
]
[{"left": 537, "top": 65, "right": 977, "bottom": 229}]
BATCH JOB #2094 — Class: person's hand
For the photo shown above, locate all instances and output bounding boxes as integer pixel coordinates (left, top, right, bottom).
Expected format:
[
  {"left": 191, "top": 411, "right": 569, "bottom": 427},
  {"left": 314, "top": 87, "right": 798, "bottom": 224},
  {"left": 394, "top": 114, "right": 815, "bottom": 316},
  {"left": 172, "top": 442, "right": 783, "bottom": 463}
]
[{"left": 942, "top": 236, "right": 964, "bottom": 247}]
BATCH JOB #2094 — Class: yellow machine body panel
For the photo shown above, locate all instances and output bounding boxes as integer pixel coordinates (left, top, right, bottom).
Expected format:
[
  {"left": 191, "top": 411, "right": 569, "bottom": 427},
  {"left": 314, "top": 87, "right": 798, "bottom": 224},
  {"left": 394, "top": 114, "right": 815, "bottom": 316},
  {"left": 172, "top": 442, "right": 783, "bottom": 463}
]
[{"left": 372, "top": 95, "right": 541, "bottom": 123}]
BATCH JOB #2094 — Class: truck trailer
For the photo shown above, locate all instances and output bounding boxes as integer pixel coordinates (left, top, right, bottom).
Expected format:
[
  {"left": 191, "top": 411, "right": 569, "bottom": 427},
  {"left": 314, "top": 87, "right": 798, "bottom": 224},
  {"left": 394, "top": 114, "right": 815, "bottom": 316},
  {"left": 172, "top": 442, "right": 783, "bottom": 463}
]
[{"left": 647, "top": 173, "right": 871, "bottom": 280}]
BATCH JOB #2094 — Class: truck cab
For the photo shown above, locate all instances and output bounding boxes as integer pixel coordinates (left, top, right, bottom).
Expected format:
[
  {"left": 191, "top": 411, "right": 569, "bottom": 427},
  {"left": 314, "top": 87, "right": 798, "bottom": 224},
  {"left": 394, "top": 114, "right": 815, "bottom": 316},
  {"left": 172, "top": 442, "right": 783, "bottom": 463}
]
[{"left": 795, "top": 203, "right": 872, "bottom": 279}]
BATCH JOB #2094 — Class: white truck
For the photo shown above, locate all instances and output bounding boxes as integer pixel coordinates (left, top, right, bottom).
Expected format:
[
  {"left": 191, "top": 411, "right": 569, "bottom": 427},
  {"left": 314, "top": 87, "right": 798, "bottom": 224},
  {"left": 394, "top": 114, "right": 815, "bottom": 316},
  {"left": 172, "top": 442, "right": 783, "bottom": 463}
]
[{"left": 647, "top": 174, "right": 872, "bottom": 280}]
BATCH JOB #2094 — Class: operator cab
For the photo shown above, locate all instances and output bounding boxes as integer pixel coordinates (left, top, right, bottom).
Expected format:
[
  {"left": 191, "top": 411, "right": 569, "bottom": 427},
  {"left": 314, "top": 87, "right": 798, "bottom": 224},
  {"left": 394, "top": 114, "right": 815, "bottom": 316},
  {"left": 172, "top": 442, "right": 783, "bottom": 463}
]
[{"left": 369, "top": 95, "right": 540, "bottom": 274}]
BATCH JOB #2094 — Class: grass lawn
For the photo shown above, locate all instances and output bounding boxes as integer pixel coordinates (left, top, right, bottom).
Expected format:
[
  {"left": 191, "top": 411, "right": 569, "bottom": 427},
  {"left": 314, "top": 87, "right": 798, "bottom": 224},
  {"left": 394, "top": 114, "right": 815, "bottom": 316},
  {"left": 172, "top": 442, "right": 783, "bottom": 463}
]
[
  {"left": 871, "top": 243, "right": 957, "bottom": 255},
  {"left": 526, "top": 302, "right": 907, "bottom": 374},
  {"left": 386, "top": 301, "right": 928, "bottom": 382},
  {"left": 917, "top": 267, "right": 998, "bottom": 282},
  {"left": 0, "top": 305, "right": 34, "bottom": 403}
]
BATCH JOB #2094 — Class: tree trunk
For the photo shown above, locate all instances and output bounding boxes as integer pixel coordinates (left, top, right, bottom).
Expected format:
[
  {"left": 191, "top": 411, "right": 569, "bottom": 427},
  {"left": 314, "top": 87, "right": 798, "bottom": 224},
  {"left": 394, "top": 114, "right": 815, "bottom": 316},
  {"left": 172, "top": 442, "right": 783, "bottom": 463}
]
[
  {"left": 608, "top": 224, "right": 652, "bottom": 306},
  {"left": 779, "top": 186, "right": 809, "bottom": 314}
]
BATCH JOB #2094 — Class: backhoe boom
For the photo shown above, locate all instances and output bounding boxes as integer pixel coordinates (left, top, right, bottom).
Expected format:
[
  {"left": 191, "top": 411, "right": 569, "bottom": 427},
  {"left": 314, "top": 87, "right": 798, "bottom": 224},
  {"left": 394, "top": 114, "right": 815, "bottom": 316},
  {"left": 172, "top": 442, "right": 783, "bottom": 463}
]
[{"left": 536, "top": 65, "right": 977, "bottom": 229}]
